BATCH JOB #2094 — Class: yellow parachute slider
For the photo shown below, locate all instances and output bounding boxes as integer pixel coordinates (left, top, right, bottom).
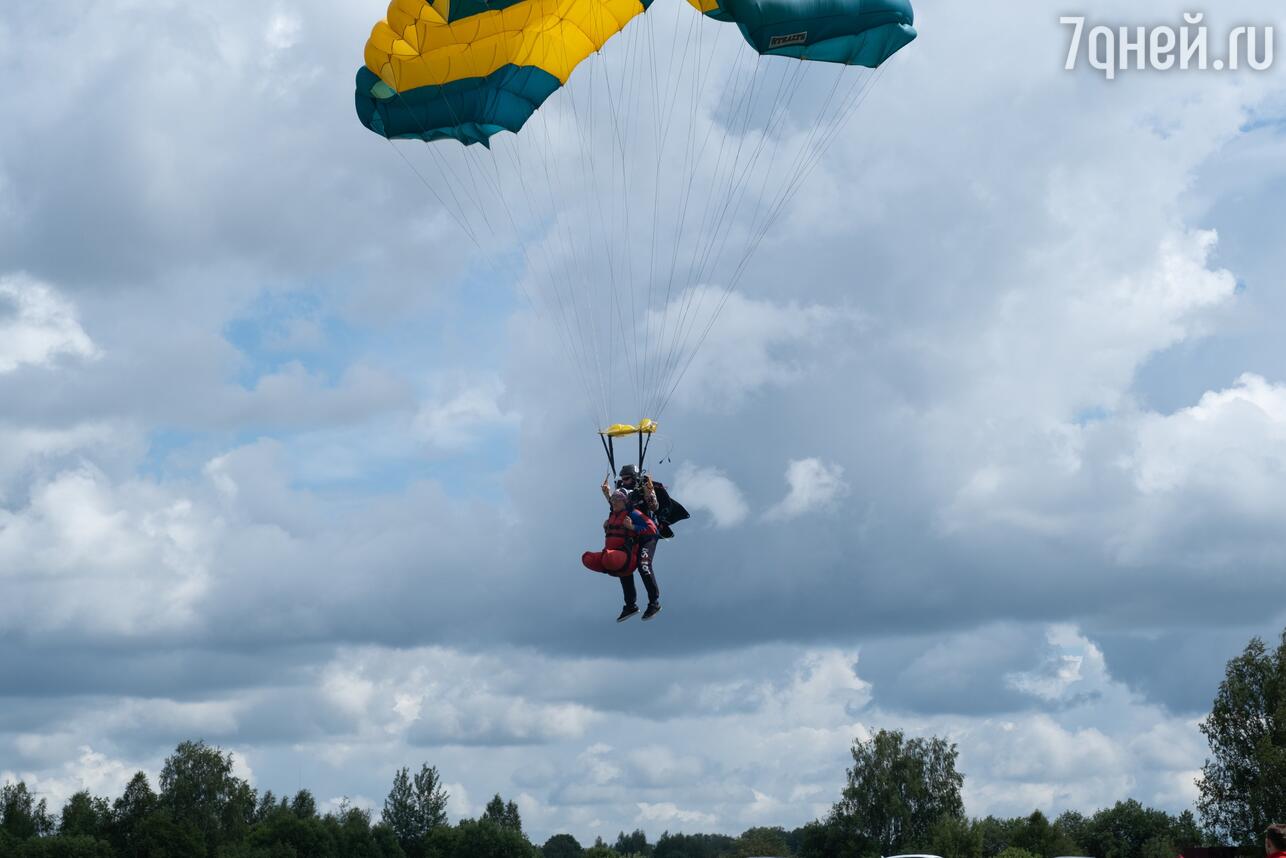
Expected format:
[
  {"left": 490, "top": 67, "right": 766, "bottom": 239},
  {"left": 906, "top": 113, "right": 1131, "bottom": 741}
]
[{"left": 600, "top": 420, "right": 658, "bottom": 438}]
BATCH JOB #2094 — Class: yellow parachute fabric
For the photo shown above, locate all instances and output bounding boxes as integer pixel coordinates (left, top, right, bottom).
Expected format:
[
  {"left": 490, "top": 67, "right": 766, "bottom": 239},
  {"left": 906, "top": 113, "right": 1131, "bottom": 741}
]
[
  {"left": 364, "top": 0, "right": 647, "bottom": 91},
  {"left": 601, "top": 420, "right": 658, "bottom": 438}
]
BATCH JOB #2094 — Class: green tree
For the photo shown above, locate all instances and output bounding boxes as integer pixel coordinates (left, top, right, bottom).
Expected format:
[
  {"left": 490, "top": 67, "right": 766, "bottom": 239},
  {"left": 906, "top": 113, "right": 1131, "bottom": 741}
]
[
  {"left": 733, "top": 826, "right": 788, "bottom": 857},
  {"left": 1079, "top": 800, "right": 1192, "bottom": 858},
  {"left": 653, "top": 831, "right": 736, "bottom": 858},
  {"left": 254, "top": 791, "right": 279, "bottom": 824},
  {"left": 1, "top": 782, "right": 53, "bottom": 840},
  {"left": 1051, "top": 811, "right": 1088, "bottom": 855},
  {"left": 1196, "top": 630, "right": 1286, "bottom": 847},
  {"left": 928, "top": 814, "right": 981, "bottom": 858},
  {"left": 828, "top": 728, "right": 965, "bottom": 856},
  {"left": 1009, "top": 810, "right": 1060, "bottom": 858},
  {"left": 132, "top": 809, "right": 204, "bottom": 857},
  {"left": 10, "top": 834, "right": 115, "bottom": 857},
  {"left": 382, "top": 764, "right": 450, "bottom": 853},
  {"left": 451, "top": 818, "right": 539, "bottom": 858},
  {"left": 482, "top": 795, "right": 522, "bottom": 833},
  {"left": 109, "top": 771, "right": 158, "bottom": 857},
  {"left": 58, "top": 791, "right": 111, "bottom": 840},
  {"left": 995, "top": 848, "right": 1039, "bottom": 858},
  {"left": 973, "top": 816, "right": 1020, "bottom": 857},
  {"left": 289, "top": 790, "right": 317, "bottom": 820},
  {"left": 614, "top": 829, "right": 651, "bottom": 856},
  {"left": 157, "top": 740, "right": 256, "bottom": 855},
  {"left": 541, "top": 832, "right": 583, "bottom": 857}
]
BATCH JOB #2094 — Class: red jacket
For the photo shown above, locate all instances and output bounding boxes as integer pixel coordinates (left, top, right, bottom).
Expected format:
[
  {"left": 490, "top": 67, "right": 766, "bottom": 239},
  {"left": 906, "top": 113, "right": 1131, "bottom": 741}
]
[{"left": 603, "top": 508, "right": 657, "bottom": 550}]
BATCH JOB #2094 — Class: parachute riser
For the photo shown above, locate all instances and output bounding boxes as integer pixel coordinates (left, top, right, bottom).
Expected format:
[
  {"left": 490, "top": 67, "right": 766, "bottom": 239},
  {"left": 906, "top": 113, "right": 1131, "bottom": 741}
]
[{"left": 601, "top": 433, "right": 617, "bottom": 476}]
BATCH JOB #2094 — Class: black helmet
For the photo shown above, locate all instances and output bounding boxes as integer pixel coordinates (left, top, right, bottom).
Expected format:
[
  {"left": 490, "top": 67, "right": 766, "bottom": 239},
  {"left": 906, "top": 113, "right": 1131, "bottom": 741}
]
[{"left": 619, "top": 464, "right": 639, "bottom": 480}]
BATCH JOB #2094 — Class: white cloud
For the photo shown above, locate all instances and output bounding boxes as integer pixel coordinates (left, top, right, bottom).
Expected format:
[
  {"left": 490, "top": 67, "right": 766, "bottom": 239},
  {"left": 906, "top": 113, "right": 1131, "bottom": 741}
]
[
  {"left": 1130, "top": 373, "right": 1286, "bottom": 497},
  {"left": 764, "top": 458, "right": 849, "bottom": 521},
  {"left": 0, "top": 273, "right": 97, "bottom": 373},
  {"left": 635, "top": 801, "right": 718, "bottom": 828},
  {"left": 0, "top": 466, "right": 212, "bottom": 636},
  {"left": 413, "top": 374, "right": 519, "bottom": 451},
  {"left": 0, "top": 746, "right": 139, "bottom": 816},
  {"left": 673, "top": 462, "right": 749, "bottom": 527},
  {"left": 655, "top": 288, "right": 867, "bottom": 412},
  {"left": 311, "top": 647, "right": 601, "bottom": 747},
  {"left": 1004, "top": 624, "right": 1103, "bottom": 702}
]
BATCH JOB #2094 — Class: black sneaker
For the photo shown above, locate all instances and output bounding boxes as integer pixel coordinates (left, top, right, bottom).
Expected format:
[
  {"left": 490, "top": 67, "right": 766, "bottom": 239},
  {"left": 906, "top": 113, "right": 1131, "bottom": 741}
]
[
  {"left": 642, "top": 602, "right": 662, "bottom": 621},
  {"left": 617, "top": 604, "right": 640, "bottom": 622}
]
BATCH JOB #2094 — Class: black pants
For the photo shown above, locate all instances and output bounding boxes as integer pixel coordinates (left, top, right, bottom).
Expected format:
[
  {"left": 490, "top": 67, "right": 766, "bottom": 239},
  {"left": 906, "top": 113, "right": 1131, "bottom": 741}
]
[{"left": 619, "top": 537, "right": 660, "bottom": 606}]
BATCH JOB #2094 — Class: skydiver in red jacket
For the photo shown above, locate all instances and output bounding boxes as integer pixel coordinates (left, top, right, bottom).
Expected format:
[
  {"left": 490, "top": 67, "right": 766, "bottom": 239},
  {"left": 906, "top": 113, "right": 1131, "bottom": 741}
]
[{"left": 582, "top": 487, "right": 659, "bottom": 622}]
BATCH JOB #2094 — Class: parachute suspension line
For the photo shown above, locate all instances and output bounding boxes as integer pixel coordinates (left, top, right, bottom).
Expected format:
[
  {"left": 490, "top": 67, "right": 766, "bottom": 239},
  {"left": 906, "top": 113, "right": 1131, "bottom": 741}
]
[
  {"left": 419, "top": 76, "right": 611, "bottom": 432},
  {"left": 646, "top": 17, "right": 744, "bottom": 419},
  {"left": 478, "top": 136, "right": 609, "bottom": 433},
  {"left": 512, "top": 25, "right": 614, "bottom": 428},
  {"left": 386, "top": 89, "right": 494, "bottom": 250},
  {"left": 658, "top": 57, "right": 797, "bottom": 396},
  {"left": 643, "top": 4, "right": 711, "bottom": 419},
  {"left": 649, "top": 44, "right": 800, "bottom": 418},
  {"left": 692, "top": 57, "right": 812, "bottom": 290},
  {"left": 597, "top": 45, "right": 641, "bottom": 412},
  {"left": 389, "top": 131, "right": 603, "bottom": 435},
  {"left": 726, "top": 66, "right": 883, "bottom": 309},
  {"left": 382, "top": 140, "right": 478, "bottom": 249},
  {"left": 447, "top": 0, "right": 611, "bottom": 433},
  {"left": 640, "top": 10, "right": 671, "bottom": 416},
  {"left": 524, "top": 67, "right": 608, "bottom": 428},
  {"left": 653, "top": 60, "right": 871, "bottom": 420},
  {"left": 391, "top": 55, "right": 608, "bottom": 434},
  {"left": 570, "top": 29, "right": 625, "bottom": 422},
  {"left": 654, "top": 64, "right": 889, "bottom": 420},
  {"left": 657, "top": 40, "right": 778, "bottom": 410}
]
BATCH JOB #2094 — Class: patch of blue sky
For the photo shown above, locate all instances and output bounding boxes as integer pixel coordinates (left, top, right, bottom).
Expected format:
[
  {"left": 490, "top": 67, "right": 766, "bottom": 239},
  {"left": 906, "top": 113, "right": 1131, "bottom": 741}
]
[
  {"left": 148, "top": 263, "right": 525, "bottom": 497},
  {"left": 1239, "top": 111, "right": 1286, "bottom": 135},
  {"left": 142, "top": 417, "right": 519, "bottom": 502},
  {"left": 140, "top": 428, "right": 209, "bottom": 480},
  {"left": 222, "top": 259, "right": 522, "bottom": 387},
  {"left": 277, "top": 417, "right": 520, "bottom": 502},
  {"left": 1071, "top": 406, "right": 1111, "bottom": 425}
]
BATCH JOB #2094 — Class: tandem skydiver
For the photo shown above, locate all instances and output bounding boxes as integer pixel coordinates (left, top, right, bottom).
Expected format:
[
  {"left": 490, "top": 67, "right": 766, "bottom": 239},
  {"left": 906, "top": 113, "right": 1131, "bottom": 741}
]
[
  {"left": 582, "top": 487, "right": 659, "bottom": 621},
  {"left": 581, "top": 464, "right": 690, "bottom": 622}
]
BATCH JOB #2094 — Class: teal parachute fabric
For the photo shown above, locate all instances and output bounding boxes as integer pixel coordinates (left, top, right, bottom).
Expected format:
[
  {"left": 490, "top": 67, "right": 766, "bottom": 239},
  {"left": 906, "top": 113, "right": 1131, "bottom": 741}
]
[
  {"left": 355, "top": 65, "right": 562, "bottom": 146},
  {"left": 692, "top": 0, "right": 915, "bottom": 67}
]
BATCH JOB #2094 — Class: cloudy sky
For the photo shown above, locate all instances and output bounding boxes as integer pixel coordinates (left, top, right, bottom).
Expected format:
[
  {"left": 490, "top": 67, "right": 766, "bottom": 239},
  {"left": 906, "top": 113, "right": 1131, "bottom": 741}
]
[{"left": 2, "top": 0, "right": 1285, "bottom": 846}]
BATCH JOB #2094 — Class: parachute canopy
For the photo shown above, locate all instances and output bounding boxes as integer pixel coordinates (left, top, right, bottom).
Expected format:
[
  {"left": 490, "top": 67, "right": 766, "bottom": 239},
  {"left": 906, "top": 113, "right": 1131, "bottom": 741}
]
[
  {"left": 356, "top": 0, "right": 914, "bottom": 144},
  {"left": 356, "top": 0, "right": 656, "bottom": 145},
  {"left": 355, "top": 0, "right": 915, "bottom": 447}
]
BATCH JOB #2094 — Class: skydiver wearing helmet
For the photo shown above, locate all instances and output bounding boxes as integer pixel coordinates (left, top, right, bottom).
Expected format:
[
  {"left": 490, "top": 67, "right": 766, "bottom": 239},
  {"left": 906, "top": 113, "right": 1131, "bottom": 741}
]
[
  {"left": 613, "top": 464, "right": 662, "bottom": 620},
  {"left": 592, "top": 463, "right": 690, "bottom": 622}
]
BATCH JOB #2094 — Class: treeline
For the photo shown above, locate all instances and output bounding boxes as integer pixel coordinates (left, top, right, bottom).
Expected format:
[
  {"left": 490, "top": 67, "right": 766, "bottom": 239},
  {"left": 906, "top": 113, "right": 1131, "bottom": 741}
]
[
  {"left": 3, "top": 628, "right": 1283, "bottom": 857},
  {"left": 0, "top": 735, "right": 1206, "bottom": 858},
  {"left": 0, "top": 742, "right": 538, "bottom": 858}
]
